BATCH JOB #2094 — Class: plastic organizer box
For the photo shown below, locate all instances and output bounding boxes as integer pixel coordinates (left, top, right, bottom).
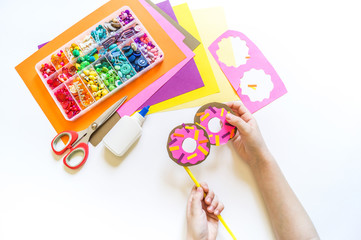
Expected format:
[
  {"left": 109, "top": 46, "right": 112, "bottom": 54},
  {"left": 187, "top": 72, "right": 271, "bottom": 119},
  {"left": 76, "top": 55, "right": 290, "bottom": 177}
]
[{"left": 35, "top": 6, "right": 164, "bottom": 121}]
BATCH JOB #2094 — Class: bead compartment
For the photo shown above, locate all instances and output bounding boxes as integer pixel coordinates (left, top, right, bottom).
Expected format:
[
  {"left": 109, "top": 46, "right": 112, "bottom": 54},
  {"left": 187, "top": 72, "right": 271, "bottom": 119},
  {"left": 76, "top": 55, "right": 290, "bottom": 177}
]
[
  {"left": 35, "top": 6, "right": 164, "bottom": 121},
  {"left": 65, "top": 76, "right": 95, "bottom": 110}
]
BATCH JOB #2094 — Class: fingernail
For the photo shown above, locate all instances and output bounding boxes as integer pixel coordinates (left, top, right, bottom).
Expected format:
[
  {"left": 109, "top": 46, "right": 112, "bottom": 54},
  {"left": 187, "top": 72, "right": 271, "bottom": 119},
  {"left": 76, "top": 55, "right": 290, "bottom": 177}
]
[
  {"left": 226, "top": 113, "right": 232, "bottom": 120},
  {"left": 206, "top": 197, "right": 211, "bottom": 203},
  {"left": 214, "top": 210, "right": 219, "bottom": 215},
  {"left": 208, "top": 206, "right": 214, "bottom": 211},
  {"left": 197, "top": 187, "right": 202, "bottom": 193}
]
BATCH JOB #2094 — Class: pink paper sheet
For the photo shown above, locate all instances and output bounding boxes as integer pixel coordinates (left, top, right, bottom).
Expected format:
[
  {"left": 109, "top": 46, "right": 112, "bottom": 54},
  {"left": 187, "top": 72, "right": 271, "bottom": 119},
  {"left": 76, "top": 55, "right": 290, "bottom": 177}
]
[
  {"left": 117, "top": 0, "right": 195, "bottom": 116},
  {"left": 209, "top": 30, "right": 287, "bottom": 113}
]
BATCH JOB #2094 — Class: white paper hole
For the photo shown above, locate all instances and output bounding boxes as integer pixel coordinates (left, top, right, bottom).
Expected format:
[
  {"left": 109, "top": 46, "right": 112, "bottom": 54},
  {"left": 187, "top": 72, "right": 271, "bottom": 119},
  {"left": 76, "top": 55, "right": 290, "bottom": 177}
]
[
  {"left": 216, "top": 37, "right": 249, "bottom": 67},
  {"left": 66, "top": 149, "right": 85, "bottom": 167},
  {"left": 208, "top": 117, "right": 223, "bottom": 133},
  {"left": 52, "top": 133, "right": 70, "bottom": 152},
  {"left": 182, "top": 138, "right": 197, "bottom": 153},
  {"left": 240, "top": 69, "right": 274, "bottom": 102}
]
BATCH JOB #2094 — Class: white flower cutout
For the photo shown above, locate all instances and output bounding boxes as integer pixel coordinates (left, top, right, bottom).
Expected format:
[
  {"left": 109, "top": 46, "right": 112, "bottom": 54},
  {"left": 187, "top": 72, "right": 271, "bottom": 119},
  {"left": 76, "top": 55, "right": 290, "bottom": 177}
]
[
  {"left": 216, "top": 37, "right": 249, "bottom": 67},
  {"left": 240, "top": 69, "right": 274, "bottom": 102}
]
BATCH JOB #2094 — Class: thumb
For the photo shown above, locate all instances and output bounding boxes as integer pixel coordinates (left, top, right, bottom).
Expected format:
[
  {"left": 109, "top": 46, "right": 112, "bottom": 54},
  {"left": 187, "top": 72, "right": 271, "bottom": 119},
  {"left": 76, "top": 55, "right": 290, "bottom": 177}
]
[
  {"left": 226, "top": 113, "right": 250, "bottom": 135},
  {"left": 190, "top": 187, "right": 204, "bottom": 216}
]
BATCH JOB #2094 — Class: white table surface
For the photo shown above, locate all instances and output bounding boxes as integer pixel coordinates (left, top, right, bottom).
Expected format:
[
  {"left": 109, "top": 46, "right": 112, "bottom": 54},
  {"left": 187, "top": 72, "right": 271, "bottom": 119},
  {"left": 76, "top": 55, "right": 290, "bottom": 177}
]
[{"left": 1, "top": 0, "right": 361, "bottom": 239}]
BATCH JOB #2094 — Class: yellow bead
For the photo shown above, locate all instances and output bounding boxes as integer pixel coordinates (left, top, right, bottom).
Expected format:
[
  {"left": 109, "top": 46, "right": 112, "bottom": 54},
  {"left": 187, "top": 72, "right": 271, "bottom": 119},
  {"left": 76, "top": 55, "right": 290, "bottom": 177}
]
[
  {"left": 90, "top": 71, "right": 97, "bottom": 76},
  {"left": 88, "top": 81, "right": 94, "bottom": 85},
  {"left": 75, "top": 63, "right": 81, "bottom": 69},
  {"left": 91, "top": 85, "right": 98, "bottom": 92},
  {"left": 88, "top": 75, "right": 95, "bottom": 80},
  {"left": 95, "top": 97, "right": 100, "bottom": 101},
  {"left": 102, "top": 89, "right": 108, "bottom": 96},
  {"left": 83, "top": 70, "right": 90, "bottom": 76}
]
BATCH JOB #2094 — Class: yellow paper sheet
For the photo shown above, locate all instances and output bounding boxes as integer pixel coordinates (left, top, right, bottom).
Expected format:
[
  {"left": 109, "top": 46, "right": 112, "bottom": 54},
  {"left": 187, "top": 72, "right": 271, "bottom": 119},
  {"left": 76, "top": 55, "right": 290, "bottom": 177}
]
[
  {"left": 146, "top": 3, "right": 221, "bottom": 114},
  {"left": 164, "top": 5, "right": 239, "bottom": 111}
]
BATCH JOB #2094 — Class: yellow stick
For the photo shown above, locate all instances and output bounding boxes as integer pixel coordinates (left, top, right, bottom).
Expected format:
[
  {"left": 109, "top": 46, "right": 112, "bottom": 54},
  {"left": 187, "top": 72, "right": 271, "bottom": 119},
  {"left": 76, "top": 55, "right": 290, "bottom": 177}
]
[{"left": 183, "top": 166, "right": 237, "bottom": 240}]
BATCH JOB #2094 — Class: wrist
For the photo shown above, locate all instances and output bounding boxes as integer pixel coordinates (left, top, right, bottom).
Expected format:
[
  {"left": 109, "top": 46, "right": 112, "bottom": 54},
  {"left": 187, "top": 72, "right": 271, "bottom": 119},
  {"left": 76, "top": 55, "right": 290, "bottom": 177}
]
[{"left": 248, "top": 149, "right": 275, "bottom": 172}]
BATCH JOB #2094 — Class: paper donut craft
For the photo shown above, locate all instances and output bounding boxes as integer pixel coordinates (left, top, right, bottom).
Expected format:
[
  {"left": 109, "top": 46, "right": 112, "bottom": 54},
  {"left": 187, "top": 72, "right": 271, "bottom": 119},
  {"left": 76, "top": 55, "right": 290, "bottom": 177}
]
[
  {"left": 194, "top": 102, "right": 237, "bottom": 146},
  {"left": 167, "top": 123, "right": 211, "bottom": 166},
  {"left": 166, "top": 102, "right": 237, "bottom": 166},
  {"left": 166, "top": 102, "right": 238, "bottom": 239}
]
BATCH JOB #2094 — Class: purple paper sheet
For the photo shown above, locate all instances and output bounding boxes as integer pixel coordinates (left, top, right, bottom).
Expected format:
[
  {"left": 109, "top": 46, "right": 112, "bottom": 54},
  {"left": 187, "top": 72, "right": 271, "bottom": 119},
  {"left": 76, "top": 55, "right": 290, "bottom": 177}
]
[
  {"left": 38, "top": 0, "right": 204, "bottom": 109},
  {"left": 157, "top": 0, "right": 178, "bottom": 24},
  {"left": 139, "top": 0, "right": 203, "bottom": 108}
]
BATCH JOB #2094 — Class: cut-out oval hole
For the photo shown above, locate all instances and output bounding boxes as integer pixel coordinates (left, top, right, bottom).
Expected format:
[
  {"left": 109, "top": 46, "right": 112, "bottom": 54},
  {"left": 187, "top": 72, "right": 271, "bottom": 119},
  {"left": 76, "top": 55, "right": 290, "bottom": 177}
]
[
  {"left": 182, "top": 138, "right": 197, "bottom": 153},
  {"left": 65, "top": 149, "right": 86, "bottom": 168},
  {"left": 208, "top": 117, "right": 223, "bottom": 133},
  {"left": 216, "top": 37, "right": 249, "bottom": 67},
  {"left": 52, "top": 134, "right": 70, "bottom": 152}
]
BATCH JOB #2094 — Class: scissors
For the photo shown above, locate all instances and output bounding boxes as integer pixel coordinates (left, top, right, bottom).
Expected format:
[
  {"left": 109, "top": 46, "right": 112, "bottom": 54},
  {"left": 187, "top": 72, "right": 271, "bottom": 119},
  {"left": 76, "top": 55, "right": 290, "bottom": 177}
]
[{"left": 51, "top": 96, "right": 127, "bottom": 169}]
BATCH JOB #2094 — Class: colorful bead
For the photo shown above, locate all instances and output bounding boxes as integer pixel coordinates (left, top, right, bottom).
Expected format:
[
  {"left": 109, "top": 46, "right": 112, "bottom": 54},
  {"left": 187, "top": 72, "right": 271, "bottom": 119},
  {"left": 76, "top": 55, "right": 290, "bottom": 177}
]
[
  {"left": 91, "top": 25, "right": 108, "bottom": 43},
  {"left": 66, "top": 76, "right": 94, "bottom": 109},
  {"left": 78, "top": 35, "right": 97, "bottom": 52},
  {"left": 94, "top": 58, "right": 120, "bottom": 91},
  {"left": 59, "top": 64, "right": 76, "bottom": 79},
  {"left": 134, "top": 34, "right": 162, "bottom": 64},
  {"left": 122, "top": 44, "right": 149, "bottom": 72},
  {"left": 51, "top": 50, "right": 69, "bottom": 70},
  {"left": 65, "top": 43, "right": 83, "bottom": 61},
  {"left": 103, "top": 18, "right": 122, "bottom": 33},
  {"left": 79, "top": 66, "right": 108, "bottom": 100},
  {"left": 46, "top": 73, "right": 63, "bottom": 89},
  {"left": 118, "top": 9, "right": 134, "bottom": 26},
  {"left": 39, "top": 63, "right": 56, "bottom": 79},
  {"left": 106, "top": 47, "right": 136, "bottom": 82},
  {"left": 54, "top": 86, "right": 81, "bottom": 119}
]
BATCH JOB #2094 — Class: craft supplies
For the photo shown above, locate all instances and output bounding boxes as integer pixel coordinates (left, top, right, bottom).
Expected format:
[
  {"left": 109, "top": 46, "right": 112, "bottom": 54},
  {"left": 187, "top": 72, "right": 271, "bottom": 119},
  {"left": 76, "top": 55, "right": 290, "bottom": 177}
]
[
  {"left": 35, "top": 6, "right": 164, "bottom": 121},
  {"left": 103, "top": 106, "right": 149, "bottom": 157},
  {"left": 166, "top": 102, "right": 237, "bottom": 239},
  {"left": 16, "top": 0, "right": 187, "bottom": 142},
  {"left": 51, "top": 96, "right": 127, "bottom": 170}
]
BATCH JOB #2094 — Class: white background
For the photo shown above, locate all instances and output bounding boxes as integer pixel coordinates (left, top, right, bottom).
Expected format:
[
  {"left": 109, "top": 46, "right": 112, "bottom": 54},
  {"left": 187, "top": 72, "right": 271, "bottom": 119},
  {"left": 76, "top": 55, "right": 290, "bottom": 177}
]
[{"left": 1, "top": 0, "right": 361, "bottom": 239}]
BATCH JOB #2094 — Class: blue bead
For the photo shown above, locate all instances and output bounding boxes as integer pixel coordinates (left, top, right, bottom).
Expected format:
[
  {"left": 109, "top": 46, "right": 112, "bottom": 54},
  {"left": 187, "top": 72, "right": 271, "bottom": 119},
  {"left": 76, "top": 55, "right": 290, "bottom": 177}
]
[{"left": 128, "top": 55, "right": 136, "bottom": 62}]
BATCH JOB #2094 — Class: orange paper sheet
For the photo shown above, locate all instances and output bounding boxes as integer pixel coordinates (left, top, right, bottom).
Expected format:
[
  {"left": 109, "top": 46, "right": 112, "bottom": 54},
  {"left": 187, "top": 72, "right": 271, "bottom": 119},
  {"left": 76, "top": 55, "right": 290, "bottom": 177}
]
[{"left": 15, "top": 0, "right": 185, "bottom": 133}]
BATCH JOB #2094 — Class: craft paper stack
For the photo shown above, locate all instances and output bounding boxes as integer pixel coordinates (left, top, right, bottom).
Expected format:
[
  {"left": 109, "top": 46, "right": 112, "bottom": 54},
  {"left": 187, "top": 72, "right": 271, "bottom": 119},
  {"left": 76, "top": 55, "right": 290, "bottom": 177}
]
[{"left": 15, "top": 0, "right": 286, "bottom": 144}]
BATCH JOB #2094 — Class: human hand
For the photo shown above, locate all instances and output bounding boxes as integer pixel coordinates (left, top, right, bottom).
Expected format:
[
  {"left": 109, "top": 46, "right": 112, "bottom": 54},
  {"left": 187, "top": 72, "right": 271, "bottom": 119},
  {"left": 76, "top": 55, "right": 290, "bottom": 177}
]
[
  {"left": 226, "top": 101, "right": 273, "bottom": 168},
  {"left": 186, "top": 183, "right": 224, "bottom": 240}
]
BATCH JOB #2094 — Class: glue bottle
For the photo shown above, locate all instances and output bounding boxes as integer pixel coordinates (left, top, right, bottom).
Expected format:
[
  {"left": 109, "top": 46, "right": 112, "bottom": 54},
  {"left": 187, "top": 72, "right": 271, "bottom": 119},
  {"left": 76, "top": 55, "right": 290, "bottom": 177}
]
[{"left": 103, "top": 106, "right": 150, "bottom": 157}]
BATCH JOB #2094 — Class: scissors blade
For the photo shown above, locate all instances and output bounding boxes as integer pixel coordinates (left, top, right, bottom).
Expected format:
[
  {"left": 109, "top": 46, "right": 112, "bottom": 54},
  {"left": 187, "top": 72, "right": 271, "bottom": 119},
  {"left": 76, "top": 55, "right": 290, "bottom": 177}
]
[
  {"left": 94, "top": 96, "right": 127, "bottom": 128},
  {"left": 73, "top": 96, "right": 127, "bottom": 146}
]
